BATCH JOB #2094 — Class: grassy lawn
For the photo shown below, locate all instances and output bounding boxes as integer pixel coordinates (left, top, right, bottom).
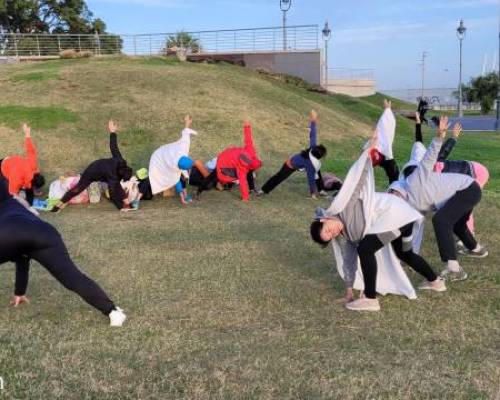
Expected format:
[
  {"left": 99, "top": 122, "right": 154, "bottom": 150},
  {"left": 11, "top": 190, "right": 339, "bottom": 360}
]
[{"left": 0, "top": 58, "right": 498, "bottom": 399}]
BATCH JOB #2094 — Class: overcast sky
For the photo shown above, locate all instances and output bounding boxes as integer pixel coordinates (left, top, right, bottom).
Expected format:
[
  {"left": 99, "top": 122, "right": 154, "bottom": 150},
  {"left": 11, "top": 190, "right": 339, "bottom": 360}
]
[{"left": 87, "top": 0, "right": 500, "bottom": 90}]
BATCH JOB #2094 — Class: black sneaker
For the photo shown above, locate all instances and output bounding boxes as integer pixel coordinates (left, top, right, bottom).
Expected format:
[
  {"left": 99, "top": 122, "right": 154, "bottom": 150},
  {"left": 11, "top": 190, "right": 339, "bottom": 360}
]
[
  {"left": 463, "top": 246, "right": 489, "bottom": 258},
  {"left": 50, "top": 206, "right": 61, "bottom": 213}
]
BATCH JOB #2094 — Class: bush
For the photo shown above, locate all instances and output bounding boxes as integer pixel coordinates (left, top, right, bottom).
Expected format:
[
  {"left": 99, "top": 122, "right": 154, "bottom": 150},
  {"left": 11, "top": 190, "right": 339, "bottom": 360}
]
[{"left": 59, "top": 49, "right": 94, "bottom": 59}]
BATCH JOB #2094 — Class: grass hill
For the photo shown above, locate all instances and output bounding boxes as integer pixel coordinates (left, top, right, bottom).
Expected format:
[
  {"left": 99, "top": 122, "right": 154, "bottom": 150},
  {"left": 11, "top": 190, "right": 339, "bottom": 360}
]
[{"left": 0, "top": 57, "right": 499, "bottom": 399}]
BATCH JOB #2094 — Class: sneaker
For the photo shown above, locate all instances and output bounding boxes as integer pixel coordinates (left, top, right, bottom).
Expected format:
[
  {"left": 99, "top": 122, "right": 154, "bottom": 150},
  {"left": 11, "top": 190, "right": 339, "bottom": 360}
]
[
  {"left": 255, "top": 189, "right": 265, "bottom": 197},
  {"left": 456, "top": 240, "right": 467, "bottom": 255},
  {"left": 440, "top": 267, "right": 468, "bottom": 282},
  {"left": 462, "top": 246, "right": 488, "bottom": 258},
  {"left": 109, "top": 307, "right": 126, "bottom": 327},
  {"left": 418, "top": 277, "right": 447, "bottom": 292},
  {"left": 319, "top": 190, "right": 328, "bottom": 197},
  {"left": 50, "top": 206, "right": 61, "bottom": 213},
  {"left": 345, "top": 298, "right": 380, "bottom": 312},
  {"left": 88, "top": 182, "right": 101, "bottom": 204}
]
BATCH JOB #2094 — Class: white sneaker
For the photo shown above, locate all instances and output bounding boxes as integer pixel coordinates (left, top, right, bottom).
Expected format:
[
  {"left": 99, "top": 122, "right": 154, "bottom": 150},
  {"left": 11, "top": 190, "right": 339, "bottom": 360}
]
[
  {"left": 418, "top": 277, "right": 447, "bottom": 292},
  {"left": 88, "top": 182, "right": 101, "bottom": 204},
  {"left": 109, "top": 307, "right": 126, "bottom": 327},
  {"left": 345, "top": 298, "right": 380, "bottom": 312},
  {"left": 440, "top": 267, "right": 468, "bottom": 282}
]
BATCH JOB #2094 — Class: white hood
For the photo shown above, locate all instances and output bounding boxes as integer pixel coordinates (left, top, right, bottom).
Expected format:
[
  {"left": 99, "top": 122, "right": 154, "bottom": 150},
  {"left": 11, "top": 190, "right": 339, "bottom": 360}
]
[{"left": 399, "top": 142, "right": 426, "bottom": 179}]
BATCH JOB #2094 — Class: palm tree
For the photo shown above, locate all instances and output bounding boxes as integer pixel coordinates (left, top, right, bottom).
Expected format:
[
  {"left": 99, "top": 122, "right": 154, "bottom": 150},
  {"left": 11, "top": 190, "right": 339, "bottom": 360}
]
[{"left": 166, "top": 31, "right": 201, "bottom": 53}]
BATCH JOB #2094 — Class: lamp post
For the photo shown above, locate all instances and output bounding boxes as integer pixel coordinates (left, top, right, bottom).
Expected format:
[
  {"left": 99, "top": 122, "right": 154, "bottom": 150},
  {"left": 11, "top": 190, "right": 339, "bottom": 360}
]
[
  {"left": 419, "top": 51, "right": 428, "bottom": 100},
  {"left": 280, "top": 0, "right": 292, "bottom": 51},
  {"left": 456, "top": 19, "right": 466, "bottom": 118},
  {"left": 322, "top": 21, "right": 332, "bottom": 89}
]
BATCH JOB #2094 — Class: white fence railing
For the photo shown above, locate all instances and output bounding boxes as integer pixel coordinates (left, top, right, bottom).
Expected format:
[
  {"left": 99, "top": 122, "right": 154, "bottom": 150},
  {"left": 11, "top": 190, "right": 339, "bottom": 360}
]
[
  {"left": 328, "top": 68, "right": 375, "bottom": 80},
  {"left": 0, "top": 25, "right": 319, "bottom": 58}
]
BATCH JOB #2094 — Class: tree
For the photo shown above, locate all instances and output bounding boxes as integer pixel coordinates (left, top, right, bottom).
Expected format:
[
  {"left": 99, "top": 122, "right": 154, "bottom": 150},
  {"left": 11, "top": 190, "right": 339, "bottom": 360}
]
[
  {"left": 458, "top": 72, "right": 499, "bottom": 114},
  {"left": 0, "top": 0, "right": 108, "bottom": 33},
  {"left": 166, "top": 31, "right": 201, "bottom": 53}
]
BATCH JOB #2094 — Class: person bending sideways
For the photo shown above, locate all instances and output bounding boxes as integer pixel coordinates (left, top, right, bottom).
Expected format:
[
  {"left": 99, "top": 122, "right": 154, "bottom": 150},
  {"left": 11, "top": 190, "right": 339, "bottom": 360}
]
[
  {"left": 389, "top": 116, "right": 488, "bottom": 283},
  {"left": 0, "top": 123, "right": 45, "bottom": 205},
  {"left": 310, "top": 135, "right": 444, "bottom": 312},
  {"left": 402, "top": 112, "right": 489, "bottom": 237},
  {"left": 51, "top": 120, "right": 133, "bottom": 213},
  {"left": 0, "top": 177, "right": 126, "bottom": 326},
  {"left": 148, "top": 115, "right": 203, "bottom": 205},
  {"left": 260, "top": 110, "right": 332, "bottom": 199},
  {"left": 198, "top": 120, "right": 262, "bottom": 201}
]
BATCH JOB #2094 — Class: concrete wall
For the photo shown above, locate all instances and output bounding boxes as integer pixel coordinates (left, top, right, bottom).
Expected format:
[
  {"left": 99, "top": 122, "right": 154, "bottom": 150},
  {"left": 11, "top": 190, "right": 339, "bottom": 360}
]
[
  {"left": 243, "top": 51, "right": 321, "bottom": 85},
  {"left": 327, "top": 79, "right": 376, "bottom": 97}
]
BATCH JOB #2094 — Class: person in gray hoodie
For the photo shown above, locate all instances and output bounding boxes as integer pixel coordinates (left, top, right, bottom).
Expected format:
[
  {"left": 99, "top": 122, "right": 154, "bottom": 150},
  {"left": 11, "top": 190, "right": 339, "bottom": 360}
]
[{"left": 389, "top": 117, "right": 488, "bottom": 282}]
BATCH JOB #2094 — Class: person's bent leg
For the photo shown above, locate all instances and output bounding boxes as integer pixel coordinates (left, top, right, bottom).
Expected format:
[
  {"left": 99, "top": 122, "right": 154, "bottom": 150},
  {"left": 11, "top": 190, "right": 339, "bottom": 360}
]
[
  {"left": 261, "top": 162, "right": 295, "bottom": 194},
  {"left": 60, "top": 172, "right": 94, "bottom": 205},
  {"left": 357, "top": 235, "right": 385, "bottom": 299}
]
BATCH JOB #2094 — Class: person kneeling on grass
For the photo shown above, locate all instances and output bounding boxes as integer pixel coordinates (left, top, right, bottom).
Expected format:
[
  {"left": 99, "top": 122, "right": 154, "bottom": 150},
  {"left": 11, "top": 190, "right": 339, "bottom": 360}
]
[
  {"left": 198, "top": 119, "right": 262, "bottom": 202},
  {"left": 389, "top": 116, "right": 488, "bottom": 283},
  {"left": 260, "top": 110, "right": 331, "bottom": 199},
  {"left": 148, "top": 115, "right": 207, "bottom": 205},
  {"left": 51, "top": 120, "right": 133, "bottom": 213},
  {"left": 310, "top": 135, "right": 445, "bottom": 312},
  {"left": 0, "top": 176, "right": 126, "bottom": 327},
  {"left": 0, "top": 123, "right": 46, "bottom": 206}
]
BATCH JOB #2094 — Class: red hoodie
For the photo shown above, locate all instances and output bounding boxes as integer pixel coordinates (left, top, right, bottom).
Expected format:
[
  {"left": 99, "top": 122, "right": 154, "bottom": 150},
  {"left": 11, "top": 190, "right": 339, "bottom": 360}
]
[
  {"left": 1, "top": 137, "right": 39, "bottom": 195},
  {"left": 216, "top": 123, "right": 262, "bottom": 201}
]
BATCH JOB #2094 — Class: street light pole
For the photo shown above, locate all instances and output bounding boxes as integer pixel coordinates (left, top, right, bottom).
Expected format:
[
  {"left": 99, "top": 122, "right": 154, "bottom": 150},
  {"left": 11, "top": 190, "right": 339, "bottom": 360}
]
[
  {"left": 457, "top": 19, "right": 467, "bottom": 118},
  {"left": 322, "top": 22, "right": 332, "bottom": 89},
  {"left": 280, "top": 0, "right": 292, "bottom": 51},
  {"left": 419, "top": 51, "right": 428, "bottom": 100}
]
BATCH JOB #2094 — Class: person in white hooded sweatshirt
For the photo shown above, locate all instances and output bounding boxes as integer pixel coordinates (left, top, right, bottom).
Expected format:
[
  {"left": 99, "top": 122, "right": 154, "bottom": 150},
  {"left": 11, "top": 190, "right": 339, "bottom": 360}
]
[
  {"left": 389, "top": 117, "right": 488, "bottom": 282},
  {"left": 310, "top": 134, "right": 445, "bottom": 312}
]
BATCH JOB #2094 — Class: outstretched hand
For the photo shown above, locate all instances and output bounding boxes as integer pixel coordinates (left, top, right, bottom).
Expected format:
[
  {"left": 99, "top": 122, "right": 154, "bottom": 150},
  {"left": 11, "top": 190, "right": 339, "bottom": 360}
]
[
  {"left": 108, "top": 119, "right": 118, "bottom": 134},
  {"left": 184, "top": 114, "right": 193, "bottom": 128},
  {"left": 22, "top": 123, "right": 31, "bottom": 138},
  {"left": 437, "top": 116, "right": 449, "bottom": 139},
  {"left": 10, "top": 295, "right": 30, "bottom": 307},
  {"left": 383, "top": 99, "right": 392, "bottom": 109},
  {"left": 452, "top": 122, "right": 462, "bottom": 139},
  {"left": 415, "top": 111, "right": 421, "bottom": 125}
]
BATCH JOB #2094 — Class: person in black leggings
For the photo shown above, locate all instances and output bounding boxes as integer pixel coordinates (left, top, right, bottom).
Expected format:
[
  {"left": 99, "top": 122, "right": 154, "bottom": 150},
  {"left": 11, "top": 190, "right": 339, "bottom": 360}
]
[
  {"left": 0, "top": 177, "right": 126, "bottom": 326},
  {"left": 52, "top": 120, "right": 133, "bottom": 213}
]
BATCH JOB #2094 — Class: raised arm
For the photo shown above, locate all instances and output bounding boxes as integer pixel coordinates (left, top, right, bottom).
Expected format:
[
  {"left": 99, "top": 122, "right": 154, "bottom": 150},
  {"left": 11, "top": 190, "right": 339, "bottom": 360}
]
[
  {"left": 23, "top": 124, "right": 38, "bottom": 168},
  {"left": 438, "top": 123, "right": 461, "bottom": 161},
  {"left": 414, "top": 112, "right": 423, "bottom": 143},
  {"left": 309, "top": 110, "right": 318, "bottom": 148},
  {"left": 108, "top": 120, "right": 124, "bottom": 160},
  {"left": 243, "top": 121, "right": 256, "bottom": 158},
  {"left": 419, "top": 116, "right": 448, "bottom": 173}
]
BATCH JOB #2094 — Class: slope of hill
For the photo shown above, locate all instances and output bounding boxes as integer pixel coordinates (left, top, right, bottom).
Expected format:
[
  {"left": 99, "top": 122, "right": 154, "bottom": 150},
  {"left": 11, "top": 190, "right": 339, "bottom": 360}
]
[{"left": 0, "top": 57, "right": 498, "bottom": 400}]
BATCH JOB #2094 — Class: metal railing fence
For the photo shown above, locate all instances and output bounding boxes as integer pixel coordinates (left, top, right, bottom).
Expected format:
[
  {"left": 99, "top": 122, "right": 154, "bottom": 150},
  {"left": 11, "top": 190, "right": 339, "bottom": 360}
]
[
  {"left": 328, "top": 68, "right": 375, "bottom": 80},
  {"left": 0, "top": 25, "right": 319, "bottom": 58}
]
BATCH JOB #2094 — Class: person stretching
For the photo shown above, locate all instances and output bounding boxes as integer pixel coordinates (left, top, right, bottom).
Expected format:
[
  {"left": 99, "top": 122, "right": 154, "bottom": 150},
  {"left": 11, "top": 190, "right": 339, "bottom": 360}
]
[
  {"left": 402, "top": 112, "right": 489, "bottom": 237},
  {"left": 260, "top": 110, "right": 330, "bottom": 198},
  {"left": 198, "top": 120, "right": 262, "bottom": 201},
  {"left": 0, "top": 123, "right": 45, "bottom": 205},
  {"left": 389, "top": 117, "right": 488, "bottom": 283},
  {"left": 0, "top": 176, "right": 126, "bottom": 326},
  {"left": 51, "top": 120, "right": 133, "bottom": 213},
  {"left": 310, "top": 135, "right": 444, "bottom": 312}
]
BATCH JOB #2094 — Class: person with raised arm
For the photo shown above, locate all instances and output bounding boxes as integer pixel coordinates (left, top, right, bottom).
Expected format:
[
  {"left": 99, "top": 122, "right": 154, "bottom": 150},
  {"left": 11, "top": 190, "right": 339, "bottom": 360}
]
[
  {"left": 389, "top": 117, "right": 488, "bottom": 282},
  {"left": 0, "top": 123, "right": 45, "bottom": 205},
  {"left": 260, "top": 110, "right": 331, "bottom": 199},
  {"left": 310, "top": 134, "right": 444, "bottom": 312},
  {"left": 0, "top": 176, "right": 126, "bottom": 326},
  {"left": 51, "top": 120, "right": 133, "bottom": 213}
]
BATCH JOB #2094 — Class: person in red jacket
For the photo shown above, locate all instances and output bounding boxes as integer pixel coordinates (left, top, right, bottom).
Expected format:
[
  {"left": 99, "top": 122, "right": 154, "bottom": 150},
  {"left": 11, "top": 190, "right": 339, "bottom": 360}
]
[
  {"left": 198, "top": 120, "right": 262, "bottom": 201},
  {"left": 0, "top": 124, "right": 45, "bottom": 205}
]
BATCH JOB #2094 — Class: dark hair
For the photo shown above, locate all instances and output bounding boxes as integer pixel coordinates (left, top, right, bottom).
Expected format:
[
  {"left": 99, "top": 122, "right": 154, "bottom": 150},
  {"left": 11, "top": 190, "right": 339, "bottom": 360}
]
[
  {"left": 311, "top": 145, "right": 327, "bottom": 159},
  {"left": 310, "top": 220, "right": 330, "bottom": 247},
  {"left": 31, "top": 173, "right": 45, "bottom": 189}
]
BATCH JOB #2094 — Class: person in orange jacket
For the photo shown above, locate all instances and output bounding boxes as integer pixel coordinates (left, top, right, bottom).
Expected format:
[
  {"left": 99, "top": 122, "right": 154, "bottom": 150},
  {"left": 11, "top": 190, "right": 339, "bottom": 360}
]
[
  {"left": 0, "top": 124, "right": 45, "bottom": 205},
  {"left": 198, "top": 120, "right": 262, "bottom": 201}
]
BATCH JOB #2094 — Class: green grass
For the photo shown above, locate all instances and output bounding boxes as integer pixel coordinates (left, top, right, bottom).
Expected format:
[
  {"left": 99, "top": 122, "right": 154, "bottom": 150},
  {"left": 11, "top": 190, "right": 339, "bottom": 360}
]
[
  {"left": 0, "top": 105, "right": 78, "bottom": 130},
  {"left": 10, "top": 70, "right": 61, "bottom": 83},
  {"left": 361, "top": 92, "right": 416, "bottom": 110},
  {"left": 0, "top": 57, "right": 498, "bottom": 399}
]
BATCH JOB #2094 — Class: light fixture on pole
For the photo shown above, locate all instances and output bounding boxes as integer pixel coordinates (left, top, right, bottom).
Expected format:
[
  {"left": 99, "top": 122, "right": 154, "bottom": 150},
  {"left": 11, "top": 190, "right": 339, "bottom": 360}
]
[
  {"left": 419, "top": 51, "right": 428, "bottom": 100},
  {"left": 280, "top": 0, "right": 292, "bottom": 51},
  {"left": 322, "top": 21, "right": 332, "bottom": 89},
  {"left": 456, "top": 19, "right": 466, "bottom": 118}
]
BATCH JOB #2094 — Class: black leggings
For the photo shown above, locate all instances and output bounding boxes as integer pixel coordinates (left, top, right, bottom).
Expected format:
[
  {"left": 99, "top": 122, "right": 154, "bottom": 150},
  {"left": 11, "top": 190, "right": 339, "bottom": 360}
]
[
  {"left": 197, "top": 170, "right": 255, "bottom": 194},
  {"left": 0, "top": 218, "right": 116, "bottom": 315},
  {"left": 262, "top": 163, "right": 296, "bottom": 194},
  {"left": 357, "top": 223, "right": 437, "bottom": 299},
  {"left": 432, "top": 182, "right": 481, "bottom": 262}
]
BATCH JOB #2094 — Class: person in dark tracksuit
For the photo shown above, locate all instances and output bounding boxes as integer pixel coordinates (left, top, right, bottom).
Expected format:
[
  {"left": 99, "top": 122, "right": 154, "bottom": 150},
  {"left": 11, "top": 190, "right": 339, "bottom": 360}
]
[
  {"left": 0, "top": 176, "right": 126, "bottom": 326},
  {"left": 261, "top": 110, "right": 330, "bottom": 198},
  {"left": 51, "top": 120, "right": 133, "bottom": 213}
]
